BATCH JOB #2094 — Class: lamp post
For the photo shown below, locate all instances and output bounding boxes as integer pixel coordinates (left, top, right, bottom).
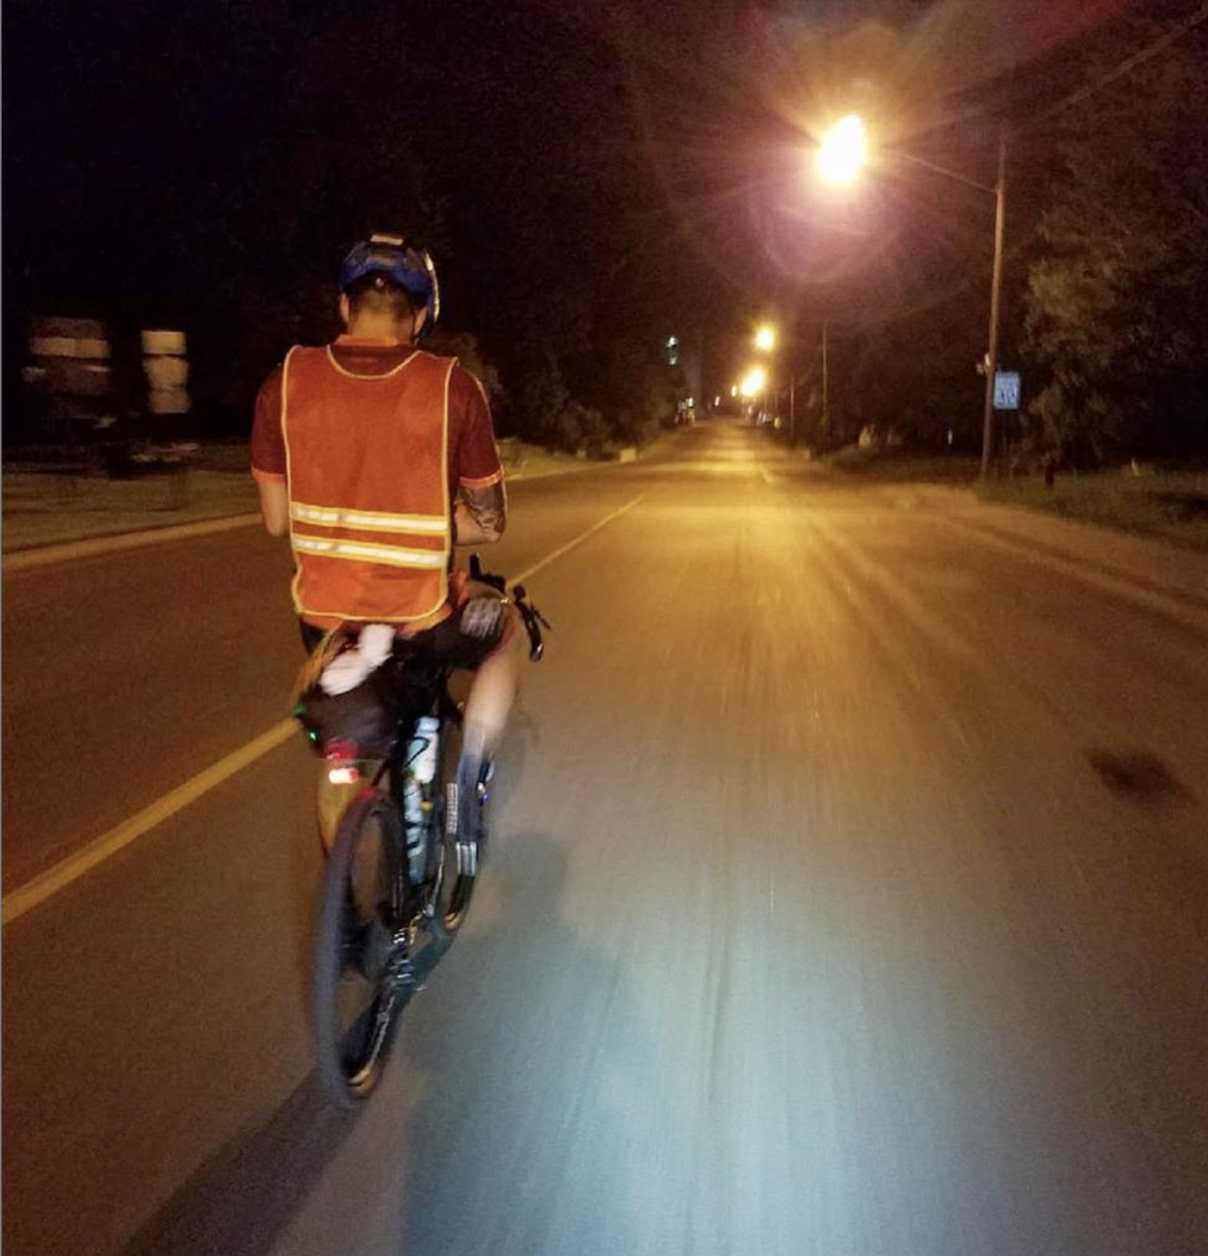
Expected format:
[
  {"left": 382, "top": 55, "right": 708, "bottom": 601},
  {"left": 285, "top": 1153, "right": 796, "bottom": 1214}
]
[
  {"left": 814, "top": 115, "right": 1007, "bottom": 478},
  {"left": 980, "top": 126, "right": 1007, "bottom": 479}
]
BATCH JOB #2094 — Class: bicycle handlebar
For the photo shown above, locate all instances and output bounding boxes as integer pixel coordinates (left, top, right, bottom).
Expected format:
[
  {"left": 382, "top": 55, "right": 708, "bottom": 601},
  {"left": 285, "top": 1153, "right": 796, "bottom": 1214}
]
[
  {"left": 468, "top": 553, "right": 549, "bottom": 662},
  {"left": 511, "top": 584, "right": 549, "bottom": 661}
]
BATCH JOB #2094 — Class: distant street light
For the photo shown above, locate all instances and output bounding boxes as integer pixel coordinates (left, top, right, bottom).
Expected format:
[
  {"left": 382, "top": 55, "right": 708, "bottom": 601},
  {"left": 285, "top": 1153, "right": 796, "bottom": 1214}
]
[
  {"left": 752, "top": 325, "right": 779, "bottom": 427},
  {"left": 815, "top": 114, "right": 868, "bottom": 186},
  {"left": 739, "top": 365, "right": 767, "bottom": 398}
]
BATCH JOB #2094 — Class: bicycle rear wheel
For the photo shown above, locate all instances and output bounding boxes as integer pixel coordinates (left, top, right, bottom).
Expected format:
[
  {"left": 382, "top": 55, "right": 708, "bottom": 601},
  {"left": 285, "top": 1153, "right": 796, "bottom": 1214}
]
[{"left": 313, "top": 791, "right": 412, "bottom": 1107}]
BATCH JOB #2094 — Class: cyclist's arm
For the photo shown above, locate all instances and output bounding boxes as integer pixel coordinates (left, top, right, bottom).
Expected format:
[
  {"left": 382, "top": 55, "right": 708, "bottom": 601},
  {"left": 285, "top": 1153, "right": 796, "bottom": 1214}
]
[
  {"left": 453, "top": 481, "right": 506, "bottom": 545},
  {"left": 451, "top": 365, "right": 506, "bottom": 546},
  {"left": 251, "top": 364, "right": 289, "bottom": 536},
  {"left": 257, "top": 477, "right": 289, "bottom": 536}
]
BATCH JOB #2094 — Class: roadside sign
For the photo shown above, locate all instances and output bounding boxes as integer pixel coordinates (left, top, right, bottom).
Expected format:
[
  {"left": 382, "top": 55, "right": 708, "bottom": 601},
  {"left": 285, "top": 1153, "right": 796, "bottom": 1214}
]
[{"left": 993, "top": 370, "right": 1021, "bottom": 410}]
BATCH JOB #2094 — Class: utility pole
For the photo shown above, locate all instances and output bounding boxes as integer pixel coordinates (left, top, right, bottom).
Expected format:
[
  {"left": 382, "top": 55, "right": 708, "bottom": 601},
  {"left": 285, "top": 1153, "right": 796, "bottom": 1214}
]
[
  {"left": 821, "top": 320, "right": 829, "bottom": 435},
  {"left": 980, "top": 125, "right": 1007, "bottom": 479}
]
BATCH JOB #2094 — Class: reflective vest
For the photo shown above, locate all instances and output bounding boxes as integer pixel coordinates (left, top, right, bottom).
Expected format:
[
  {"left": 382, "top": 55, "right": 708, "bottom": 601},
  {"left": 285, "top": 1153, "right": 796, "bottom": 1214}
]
[{"left": 282, "top": 344, "right": 454, "bottom": 629}]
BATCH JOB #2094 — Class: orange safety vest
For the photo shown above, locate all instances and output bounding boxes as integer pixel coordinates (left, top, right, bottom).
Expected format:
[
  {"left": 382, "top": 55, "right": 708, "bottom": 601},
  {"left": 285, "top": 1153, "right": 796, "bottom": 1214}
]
[{"left": 282, "top": 344, "right": 455, "bottom": 629}]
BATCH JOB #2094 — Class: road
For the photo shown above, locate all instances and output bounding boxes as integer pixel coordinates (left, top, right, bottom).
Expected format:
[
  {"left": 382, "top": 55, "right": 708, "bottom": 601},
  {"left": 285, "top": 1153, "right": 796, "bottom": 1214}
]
[{"left": 4, "top": 420, "right": 1207, "bottom": 1255}]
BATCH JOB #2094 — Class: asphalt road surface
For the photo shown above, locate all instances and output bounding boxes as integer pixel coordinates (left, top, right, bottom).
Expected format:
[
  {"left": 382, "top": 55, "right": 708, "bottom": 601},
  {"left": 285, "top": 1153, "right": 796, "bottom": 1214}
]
[{"left": 4, "top": 420, "right": 1207, "bottom": 1255}]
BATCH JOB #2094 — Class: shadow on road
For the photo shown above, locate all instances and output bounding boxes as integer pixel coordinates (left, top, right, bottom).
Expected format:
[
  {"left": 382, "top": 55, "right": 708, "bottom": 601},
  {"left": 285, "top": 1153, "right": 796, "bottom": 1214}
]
[
  {"left": 118, "top": 828, "right": 657, "bottom": 1256},
  {"left": 118, "top": 1071, "right": 358, "bottom": 1256},
  {"left": 397, "top": 832, "right": 657, "bottom": 1256}
]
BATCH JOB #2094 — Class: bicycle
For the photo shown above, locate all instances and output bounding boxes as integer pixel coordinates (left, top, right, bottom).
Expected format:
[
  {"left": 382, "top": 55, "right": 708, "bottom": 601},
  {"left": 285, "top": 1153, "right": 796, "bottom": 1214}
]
[{"left": 301, "top": 565, "right": 548, "bottom": 1107}]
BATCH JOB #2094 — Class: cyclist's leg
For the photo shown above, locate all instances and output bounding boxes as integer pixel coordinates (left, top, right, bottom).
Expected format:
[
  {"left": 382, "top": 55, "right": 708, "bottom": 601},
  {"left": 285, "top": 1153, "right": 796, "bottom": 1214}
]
[
  {"left": 452, "top": 594, "right": 521, "bottom": 853},
  {"left": 405, "top": 587, "right": 520, "bottom": 849},
  {"left": 460, "top": 596, "right": 522, "bottom": 768},
  {"left": 405, "top": 584, "right": 521, "bottom": 762}
]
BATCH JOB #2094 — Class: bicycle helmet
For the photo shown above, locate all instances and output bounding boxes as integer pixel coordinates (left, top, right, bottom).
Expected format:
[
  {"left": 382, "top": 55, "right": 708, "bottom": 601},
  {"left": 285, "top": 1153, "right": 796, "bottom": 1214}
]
[{"left": 338, "top": 232, "right": 440, "bottom": 329}]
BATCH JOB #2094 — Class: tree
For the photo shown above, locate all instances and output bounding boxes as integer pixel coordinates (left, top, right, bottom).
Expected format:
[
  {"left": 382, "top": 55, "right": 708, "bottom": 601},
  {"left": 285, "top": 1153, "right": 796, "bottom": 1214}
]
[{"left": 1023, "top": 18, "right": 1208, "bottom": 465}]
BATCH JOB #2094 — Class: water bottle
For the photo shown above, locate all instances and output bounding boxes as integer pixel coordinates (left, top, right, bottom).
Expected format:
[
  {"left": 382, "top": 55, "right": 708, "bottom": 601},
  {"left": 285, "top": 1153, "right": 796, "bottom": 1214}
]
[
  {"left": 408, "top": 717, "right": 440, "bottom": 785},
  {"left": 403, "top": 717, "right": 440, "bottom": 880}
]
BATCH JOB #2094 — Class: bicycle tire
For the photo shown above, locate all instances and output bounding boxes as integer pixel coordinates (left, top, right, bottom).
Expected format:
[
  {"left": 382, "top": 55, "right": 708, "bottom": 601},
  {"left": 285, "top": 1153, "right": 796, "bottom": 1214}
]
[{"left": 312, "top": 791, "right": 412, "bottom": 1107}]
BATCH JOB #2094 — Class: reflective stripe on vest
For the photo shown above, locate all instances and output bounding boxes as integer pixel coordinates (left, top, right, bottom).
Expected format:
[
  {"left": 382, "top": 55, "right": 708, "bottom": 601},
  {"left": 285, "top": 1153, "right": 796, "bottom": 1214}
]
[
  {"left": 289, "top": 501, "right": 449, "bottom": 535},
  {"left": 281, "top": 344, "right": 454, "bottom": 625},
  {"left": 291, "top": 534, "right": 448, "bottom": 569}
]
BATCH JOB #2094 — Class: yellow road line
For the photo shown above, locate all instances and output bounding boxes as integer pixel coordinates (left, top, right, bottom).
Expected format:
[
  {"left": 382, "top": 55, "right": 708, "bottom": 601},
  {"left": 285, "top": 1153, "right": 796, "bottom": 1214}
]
[
  {"left": 3, "top": 719, "right": 298, "bottom": 925},
  {"left": 3, "top": 494, "right": 646, "bottom": 922},
  {"left": 511, "top": 494, "right": 645, "bottom": 584}
]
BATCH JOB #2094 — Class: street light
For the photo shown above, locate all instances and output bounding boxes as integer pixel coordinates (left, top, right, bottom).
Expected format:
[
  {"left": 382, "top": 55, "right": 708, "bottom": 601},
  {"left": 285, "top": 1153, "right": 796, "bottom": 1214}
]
[
  {"left": 740, "top": 365, "right": 767, "bottom": 398},
  {"left": 810, "top": 114, "right": 1007, "bottom": 478},
  {"left": 815, "top": 114, "right": 868, "bottom": 186},
  {"left": 752, "top": 323, "right": 805, "bottom": 444}
]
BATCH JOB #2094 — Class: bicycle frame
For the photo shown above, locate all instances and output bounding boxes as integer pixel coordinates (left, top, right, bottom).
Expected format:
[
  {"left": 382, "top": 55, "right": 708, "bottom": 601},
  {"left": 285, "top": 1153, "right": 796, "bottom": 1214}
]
[{"left": 375, "top": 659, "right": 459, "bottom": 914}]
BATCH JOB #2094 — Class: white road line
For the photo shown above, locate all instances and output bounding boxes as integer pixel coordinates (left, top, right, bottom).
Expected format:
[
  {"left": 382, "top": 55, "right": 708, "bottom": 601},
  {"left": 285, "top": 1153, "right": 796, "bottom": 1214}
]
[
  {"left": 3, "top": 719, "right": 298, "bottom": 925},
  {"left": 4, "top": 513, "right": 263, "bottom": 573},
  {"left": 2, "top": 493, "right": 647, "bottom": 923}
]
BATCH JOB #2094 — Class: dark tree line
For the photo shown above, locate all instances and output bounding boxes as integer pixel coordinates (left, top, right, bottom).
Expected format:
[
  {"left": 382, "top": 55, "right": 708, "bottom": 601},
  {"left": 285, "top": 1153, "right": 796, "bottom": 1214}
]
[{"left": 1022, "top": 14, "right": 1208, "bottom": 466}]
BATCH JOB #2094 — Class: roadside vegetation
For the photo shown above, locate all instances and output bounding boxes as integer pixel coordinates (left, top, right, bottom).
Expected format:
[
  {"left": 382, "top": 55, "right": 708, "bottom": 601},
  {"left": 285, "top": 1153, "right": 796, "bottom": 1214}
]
[
  {"left": 822, "top": 442, "right": 1208, "bottom": 551},
  {"left": 822, "top": 445, "right": 979, "bottom": 485},
  {"left": 979, "top": 465, "right": 1208, "bottom": 551}
]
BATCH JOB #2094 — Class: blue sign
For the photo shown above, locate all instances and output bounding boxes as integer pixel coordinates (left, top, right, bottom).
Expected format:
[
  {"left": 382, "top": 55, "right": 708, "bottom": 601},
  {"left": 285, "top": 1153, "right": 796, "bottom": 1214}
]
[{"left": 993, "top": 370, "right": 1021, "bottom": 410}]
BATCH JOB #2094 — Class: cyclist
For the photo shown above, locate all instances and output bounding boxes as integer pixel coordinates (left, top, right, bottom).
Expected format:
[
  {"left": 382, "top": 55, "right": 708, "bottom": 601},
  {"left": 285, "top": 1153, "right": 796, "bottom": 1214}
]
[{"left": 250, "top": 232, "right": 518, "bottom": 852}]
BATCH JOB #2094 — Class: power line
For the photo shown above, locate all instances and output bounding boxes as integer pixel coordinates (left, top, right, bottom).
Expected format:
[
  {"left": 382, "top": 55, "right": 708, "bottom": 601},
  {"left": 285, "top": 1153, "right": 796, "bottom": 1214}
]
[{"left": 1026, "top": 1, "right": 1208, "bottom": 130}]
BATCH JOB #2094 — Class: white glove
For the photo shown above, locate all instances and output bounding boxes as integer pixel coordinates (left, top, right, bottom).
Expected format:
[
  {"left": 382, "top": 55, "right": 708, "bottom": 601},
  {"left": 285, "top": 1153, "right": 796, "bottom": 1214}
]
[{"left": 318, "top": 623, "right": 395, "bottom": 695}]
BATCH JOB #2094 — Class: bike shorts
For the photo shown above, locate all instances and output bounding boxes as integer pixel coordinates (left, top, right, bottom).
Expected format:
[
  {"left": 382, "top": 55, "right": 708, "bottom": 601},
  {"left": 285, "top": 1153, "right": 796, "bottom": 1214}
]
[{"left": 298, "top": 573, "right": 515, "bottom": 671}]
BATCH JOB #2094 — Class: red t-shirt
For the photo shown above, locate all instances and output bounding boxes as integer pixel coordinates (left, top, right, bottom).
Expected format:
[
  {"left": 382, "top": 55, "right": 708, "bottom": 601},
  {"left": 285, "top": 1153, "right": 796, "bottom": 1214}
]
[{"left": 250, "top": 336, "right": 504, "bottom": 498}]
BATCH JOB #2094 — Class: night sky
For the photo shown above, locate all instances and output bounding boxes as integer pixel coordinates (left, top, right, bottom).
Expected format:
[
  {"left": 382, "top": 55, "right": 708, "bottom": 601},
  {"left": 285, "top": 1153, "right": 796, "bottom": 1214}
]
[{"left": 0, "top": 0, "right": 1166, "bottom": 427}]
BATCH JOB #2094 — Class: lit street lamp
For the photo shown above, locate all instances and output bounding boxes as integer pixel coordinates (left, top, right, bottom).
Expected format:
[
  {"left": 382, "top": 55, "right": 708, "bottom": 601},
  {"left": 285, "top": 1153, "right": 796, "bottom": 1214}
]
[
  {"left": 745, "top": 321, "right": 822, "bottom": 450},
  {"left": 815, "top": 114, "right": 868, "bottom": 186},
  {"left": 752, "top": 323, "right": 803, "bottom": 445},
  {"left": 812, "top": 114, "right": 1007, "bottom": 477},
  {"left": 740, "top": 365, "right": 767, "bottom": 398}
]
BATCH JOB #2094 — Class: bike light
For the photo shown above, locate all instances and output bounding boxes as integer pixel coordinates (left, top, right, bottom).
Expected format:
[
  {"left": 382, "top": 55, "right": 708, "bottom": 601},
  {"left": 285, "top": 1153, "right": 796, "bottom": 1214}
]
[{"left": 327, "top": 764, "right": 361, "bottom": 785}]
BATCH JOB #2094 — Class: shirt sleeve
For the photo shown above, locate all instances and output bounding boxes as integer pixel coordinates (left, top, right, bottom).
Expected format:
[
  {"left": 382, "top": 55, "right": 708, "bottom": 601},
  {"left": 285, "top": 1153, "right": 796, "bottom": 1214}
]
[
  {"left": 450, "top": 365, "right": 504, "bottom": 489},
  {"left": 250, "top": 364, "right": 286, "bottom": 482}
]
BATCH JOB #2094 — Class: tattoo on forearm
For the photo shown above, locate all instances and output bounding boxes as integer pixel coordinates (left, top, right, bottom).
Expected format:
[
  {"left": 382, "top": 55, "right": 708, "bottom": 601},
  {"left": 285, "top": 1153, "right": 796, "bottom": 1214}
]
[{"left": 459, "top": 482, "right": 506, "bottom": 535}]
